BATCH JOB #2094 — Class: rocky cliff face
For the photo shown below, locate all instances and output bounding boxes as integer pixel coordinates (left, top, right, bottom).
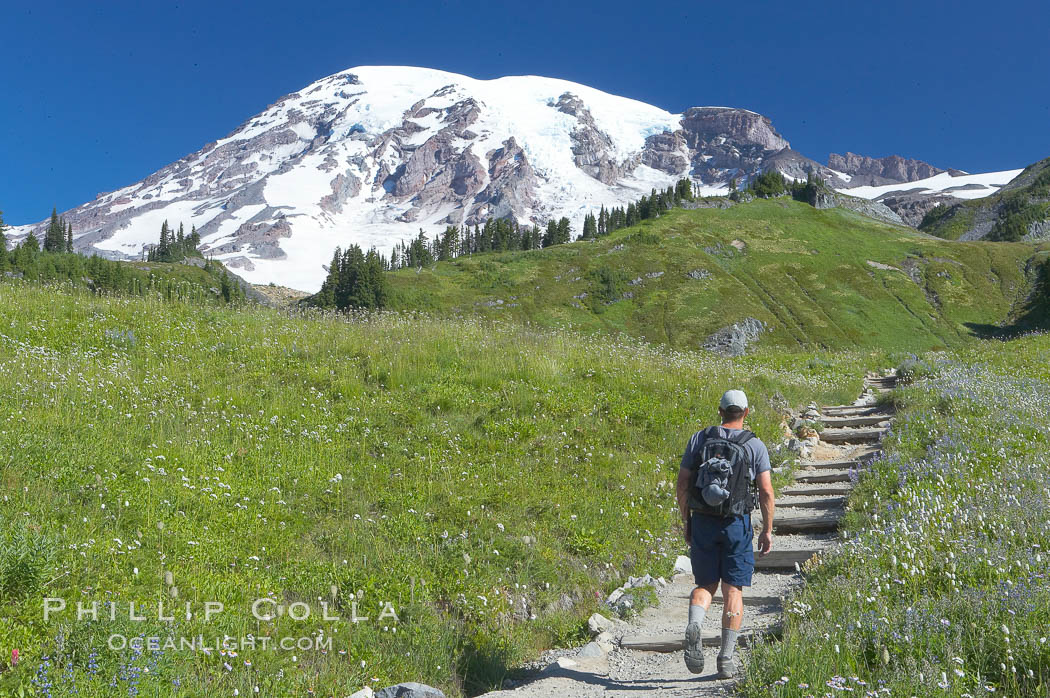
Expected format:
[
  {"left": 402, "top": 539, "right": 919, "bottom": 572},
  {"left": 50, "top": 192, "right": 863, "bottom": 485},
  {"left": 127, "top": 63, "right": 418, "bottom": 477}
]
[
  {"left": 672, "top": 108, "right": 790, "bottom": 184},
  {"left": 871, "top": 191, "right": 957, "bottom": 228},
  {"left": 759, "top": 149, "right": 849, "bottom": 188},
  {"left": 829, "top": 152, "right": 963, "bottom": 187}
]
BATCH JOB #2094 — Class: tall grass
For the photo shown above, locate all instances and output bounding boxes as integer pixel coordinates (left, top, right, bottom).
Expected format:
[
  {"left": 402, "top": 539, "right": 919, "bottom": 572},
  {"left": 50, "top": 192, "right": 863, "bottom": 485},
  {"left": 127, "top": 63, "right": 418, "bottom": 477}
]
[{"left": 0, "top": 281, "right": 871, "bottom": 696}]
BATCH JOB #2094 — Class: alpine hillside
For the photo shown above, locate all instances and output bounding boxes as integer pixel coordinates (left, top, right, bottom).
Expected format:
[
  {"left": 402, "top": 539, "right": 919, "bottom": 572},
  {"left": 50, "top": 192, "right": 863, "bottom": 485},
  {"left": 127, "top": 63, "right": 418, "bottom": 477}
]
[
  {"left": 919, "top": 156, "right": 1050, "bottom": 242},
  {"left": 9, "top": 66, "right": 1024, "bottom": 291}
]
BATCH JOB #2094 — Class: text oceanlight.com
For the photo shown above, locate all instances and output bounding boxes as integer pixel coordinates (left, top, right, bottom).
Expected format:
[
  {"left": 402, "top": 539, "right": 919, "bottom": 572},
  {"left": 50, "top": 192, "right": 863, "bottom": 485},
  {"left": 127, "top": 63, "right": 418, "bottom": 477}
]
[{"left": 108, "top": 634, "right": 333, "bottom": 652}]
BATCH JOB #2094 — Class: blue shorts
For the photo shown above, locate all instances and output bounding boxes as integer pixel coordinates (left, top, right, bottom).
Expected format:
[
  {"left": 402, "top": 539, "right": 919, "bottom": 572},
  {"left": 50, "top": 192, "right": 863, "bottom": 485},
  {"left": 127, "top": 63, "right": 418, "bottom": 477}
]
[{"left": 689, "top": 513, "right": 755, "bottom": 587}]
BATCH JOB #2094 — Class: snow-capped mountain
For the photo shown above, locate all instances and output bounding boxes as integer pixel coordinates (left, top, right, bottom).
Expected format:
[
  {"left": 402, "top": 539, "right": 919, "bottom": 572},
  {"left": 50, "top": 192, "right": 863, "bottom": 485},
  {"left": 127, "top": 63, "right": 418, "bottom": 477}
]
[{"left": 11, "top": 66, "right": 1021, "bottom": 291}]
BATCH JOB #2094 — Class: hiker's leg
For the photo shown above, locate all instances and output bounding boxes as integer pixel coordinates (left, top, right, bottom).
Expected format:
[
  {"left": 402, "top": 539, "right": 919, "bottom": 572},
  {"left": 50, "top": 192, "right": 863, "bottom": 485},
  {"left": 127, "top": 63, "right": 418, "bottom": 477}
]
[
  {"left": 719, "top": 581, "right": 744, "bottom": 631},
  {"left": 717, "top": 514, "right": 753, "bottom": 674},
  {"left": 716, "top": 581, "right": 743, "bottom": 677},
  {"left": 684, "top": 514, "right": 719, "bottom": 674},
  {"left": 689, "top": 582, "right": 718, "bottom": 610},
  {"left": 688, "top": 514, "right": 721, "bottom": 612}
]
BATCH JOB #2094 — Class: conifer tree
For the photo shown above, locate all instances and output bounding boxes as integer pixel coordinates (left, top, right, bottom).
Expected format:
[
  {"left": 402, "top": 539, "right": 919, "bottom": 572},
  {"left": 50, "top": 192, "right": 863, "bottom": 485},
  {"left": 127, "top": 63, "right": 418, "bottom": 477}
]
[
  {"left": 317, "top": 247, "right": 341, "bottom": 307},
  {"left": 542, "top": 220, "right": 557, "bottom": 248},
  {"left": 626, "top": 202, "right": 638, "bottom": 226},
  {"left": 22, "top": 231, "right": 40, "bottom": 253},
  {"left": 220, "top": 270, "right": 233, "bottom": 303},
  {"left": 43, "top": 208, "right": 64, "bottom": 252},
  {"left": 556, "top": 217, "right": 571, "bottom": 244},
  {"left": 582, "top": 213, "right": 597, "bottom": 240},
  {"left": 66, "top": 222, "right": 73, "bottom": 252}
]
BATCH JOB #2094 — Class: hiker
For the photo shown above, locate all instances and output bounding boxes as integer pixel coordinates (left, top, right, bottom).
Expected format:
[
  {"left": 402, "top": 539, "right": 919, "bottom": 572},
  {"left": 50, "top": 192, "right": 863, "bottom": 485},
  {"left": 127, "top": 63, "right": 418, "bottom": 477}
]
[{"left": 675, "top": 389, "right": 774, "bottom": 678}]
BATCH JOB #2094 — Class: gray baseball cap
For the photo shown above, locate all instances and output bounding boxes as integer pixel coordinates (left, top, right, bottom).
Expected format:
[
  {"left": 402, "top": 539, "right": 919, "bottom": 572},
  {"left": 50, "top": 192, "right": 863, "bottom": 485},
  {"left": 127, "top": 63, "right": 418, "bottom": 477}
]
[{"left": 720, "top": 389, "right": 748, "bottom": 410}]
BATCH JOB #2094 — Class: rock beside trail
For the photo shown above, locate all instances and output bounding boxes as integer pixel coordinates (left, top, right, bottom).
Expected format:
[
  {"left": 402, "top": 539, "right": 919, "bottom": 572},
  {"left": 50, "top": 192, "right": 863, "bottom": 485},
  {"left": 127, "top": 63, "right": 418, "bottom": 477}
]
[
  {"left": 577, "top": 641, "right": 605, "bottom": 658},
  {"left": 605, "top": 573, "right": 667, "bottom": 613},
  {"left": 587, "top": 612, "right": 626, "bottom": 636},
  {"left": 375, "top": 682, "right": 445, "bottom": 698}
]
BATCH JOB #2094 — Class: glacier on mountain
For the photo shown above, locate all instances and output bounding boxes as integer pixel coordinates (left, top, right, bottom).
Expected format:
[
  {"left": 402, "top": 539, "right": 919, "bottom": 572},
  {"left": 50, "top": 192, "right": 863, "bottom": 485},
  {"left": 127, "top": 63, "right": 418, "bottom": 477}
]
[{"left": 10, "top": 66, "right": 1019, "bottom": 291}]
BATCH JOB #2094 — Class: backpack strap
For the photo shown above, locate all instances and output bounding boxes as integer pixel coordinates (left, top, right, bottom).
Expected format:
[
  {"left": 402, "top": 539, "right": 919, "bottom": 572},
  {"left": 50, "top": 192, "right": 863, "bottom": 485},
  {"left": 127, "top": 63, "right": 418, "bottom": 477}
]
[
  {"left": 687, "top": 427, "right": 720, "bottom": 471},
  {"left": 729, "top": 429, "right": 756, "bottom": 446}
]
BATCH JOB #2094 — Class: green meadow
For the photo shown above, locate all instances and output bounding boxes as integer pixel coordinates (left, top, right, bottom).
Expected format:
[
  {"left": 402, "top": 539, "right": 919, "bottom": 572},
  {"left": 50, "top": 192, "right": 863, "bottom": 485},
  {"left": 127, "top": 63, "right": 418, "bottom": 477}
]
[
  {"left": 1, "top": 198, "right": 1048, "bottom": 697},
  {"left": 0, "top": 280, "right": 871, "bottom": 697}
]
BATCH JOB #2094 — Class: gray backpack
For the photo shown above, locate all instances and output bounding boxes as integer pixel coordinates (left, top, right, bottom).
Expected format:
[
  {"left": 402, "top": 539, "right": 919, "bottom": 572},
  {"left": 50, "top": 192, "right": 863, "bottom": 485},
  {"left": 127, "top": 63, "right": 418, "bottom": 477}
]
[{"left": 687, "top": 427, "right": 756, "bottom": 517}]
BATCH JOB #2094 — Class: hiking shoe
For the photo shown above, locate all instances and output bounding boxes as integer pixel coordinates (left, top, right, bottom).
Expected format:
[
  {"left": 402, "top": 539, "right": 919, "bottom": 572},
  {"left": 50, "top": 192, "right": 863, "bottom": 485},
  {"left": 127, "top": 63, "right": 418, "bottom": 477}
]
[
  {"left": 684, "top": 622, "right": 705, "bottom": 674},
  {"left": 716, "top": 655, "right": 737, "bottom": 679}
]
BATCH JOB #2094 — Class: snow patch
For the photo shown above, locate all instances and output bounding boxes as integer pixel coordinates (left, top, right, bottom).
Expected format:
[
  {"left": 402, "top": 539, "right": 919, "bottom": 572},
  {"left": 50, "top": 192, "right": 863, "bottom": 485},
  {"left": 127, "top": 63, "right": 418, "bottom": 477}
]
[{"left": 843, "top": 169, "right": 1022, "bottom": 201}]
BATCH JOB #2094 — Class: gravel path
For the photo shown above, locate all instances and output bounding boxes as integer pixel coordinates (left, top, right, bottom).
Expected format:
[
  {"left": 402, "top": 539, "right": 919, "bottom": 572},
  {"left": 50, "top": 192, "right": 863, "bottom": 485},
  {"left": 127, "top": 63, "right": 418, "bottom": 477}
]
[{"left": 478, "top": 375, "right": 896, "bottom": 698}]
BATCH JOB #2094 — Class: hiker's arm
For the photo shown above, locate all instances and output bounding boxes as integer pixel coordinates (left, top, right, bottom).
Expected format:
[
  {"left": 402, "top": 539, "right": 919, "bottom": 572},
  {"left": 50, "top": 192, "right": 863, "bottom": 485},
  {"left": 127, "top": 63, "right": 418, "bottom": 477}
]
[
  {"left": 676, "top": 466, "right": 692, "bottom": 542},
  {"left": 677, "top": 435, "right": 697, "bottom": 543},
  {"left": 756, "top": 469, "right": 774, "bottom": 555}
]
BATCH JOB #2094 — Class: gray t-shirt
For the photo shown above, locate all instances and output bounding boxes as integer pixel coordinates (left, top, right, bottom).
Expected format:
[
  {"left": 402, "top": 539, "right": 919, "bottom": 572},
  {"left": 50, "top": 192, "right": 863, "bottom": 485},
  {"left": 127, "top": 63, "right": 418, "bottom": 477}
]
[{"left": 679, "top": 426, "right": 771, "bottom": 481}]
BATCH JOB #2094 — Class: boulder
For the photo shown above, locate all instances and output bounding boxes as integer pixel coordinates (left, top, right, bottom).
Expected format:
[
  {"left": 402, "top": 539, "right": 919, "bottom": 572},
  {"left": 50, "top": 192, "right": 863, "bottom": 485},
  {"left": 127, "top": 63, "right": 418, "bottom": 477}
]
[
  {"left": 577, "top": 641, "right": 605, "bottom": 658},
  {"left": 587, "top": 613, "right": 625, "bottom": 635},
  {"left": 375, "top": 683, "right": 445, "bottom": 698},
  {"left": 703, "top": 317, "right": 767, "bottom": 356}
]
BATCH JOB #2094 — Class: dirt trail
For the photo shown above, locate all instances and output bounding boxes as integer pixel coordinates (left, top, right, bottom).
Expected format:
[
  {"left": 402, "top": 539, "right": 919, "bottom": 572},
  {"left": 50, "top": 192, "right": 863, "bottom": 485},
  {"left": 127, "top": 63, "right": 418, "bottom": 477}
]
[{"left": 479, "top": 373, "right": 896, "bottom": 697}]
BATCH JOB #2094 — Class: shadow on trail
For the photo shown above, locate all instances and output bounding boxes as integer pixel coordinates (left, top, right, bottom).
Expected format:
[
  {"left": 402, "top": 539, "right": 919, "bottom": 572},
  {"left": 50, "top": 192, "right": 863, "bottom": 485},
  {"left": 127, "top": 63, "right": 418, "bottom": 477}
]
[{"left": 471, "top": 663, "right": 730, "bottom": 696}]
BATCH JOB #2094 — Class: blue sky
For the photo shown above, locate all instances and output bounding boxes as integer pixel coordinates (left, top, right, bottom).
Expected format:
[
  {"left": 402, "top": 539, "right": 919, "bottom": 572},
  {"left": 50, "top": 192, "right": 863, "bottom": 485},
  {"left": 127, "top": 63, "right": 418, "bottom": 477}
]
[{"left": 2, "top": 0, "right": 1048, "bottom": 224}]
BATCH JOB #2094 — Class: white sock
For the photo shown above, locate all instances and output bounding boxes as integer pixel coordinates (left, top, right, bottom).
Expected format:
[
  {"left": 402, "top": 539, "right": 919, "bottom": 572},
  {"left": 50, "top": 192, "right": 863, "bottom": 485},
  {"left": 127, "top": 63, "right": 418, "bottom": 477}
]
[
  {"left": 720, "top": 627, "right": 740, "bottom": 659},
  {"left": 688, "top": 604, "right": 706, "bottom": 628}
]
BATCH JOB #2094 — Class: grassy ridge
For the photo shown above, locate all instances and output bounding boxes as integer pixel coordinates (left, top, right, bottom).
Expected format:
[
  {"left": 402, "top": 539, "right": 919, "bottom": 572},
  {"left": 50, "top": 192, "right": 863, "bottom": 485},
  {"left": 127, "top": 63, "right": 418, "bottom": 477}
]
[
  {"left": 386, "top": 200, "right": 1045, "bottom": 353},
  {"left": 0, "top": 249, "right": 252, "bottom": 305},
  {"left": 744, "top": 334, "right": 1050, "bottom": 696},
  {"left": 0, "top": 282, "right": 873, "bottom": 697},
  {"left": 920, "top": 156, "right": 1050, "bottom": 242}
]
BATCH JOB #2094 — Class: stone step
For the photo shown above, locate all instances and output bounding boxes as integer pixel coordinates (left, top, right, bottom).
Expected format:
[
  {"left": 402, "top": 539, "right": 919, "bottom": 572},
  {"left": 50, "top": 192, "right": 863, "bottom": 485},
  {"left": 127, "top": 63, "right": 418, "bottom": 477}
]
[
  {"left": 820, "top": 414, "right": 890, "bottom": 428},
  {"left": 776, "top": 497, "right": 845, "bottom": 509},
  {"left": 794, "top": 469, "right": 853, "bottom": 484},
  {"left": 798, "top": 458, "right": 862, "bottom": 470},
  {"left": 781, "top": 486, "right": 853, "bottom": 496},
  {"left": 769, "top": 513, "right": 841, "bottom": 534},
  {"left": 848, "top": 446, "right": 884, "bottom": 460},
  {"left": 820, "top": 405, "right": 884, "bottom": 416},
  {"left": 620, "top": 629, "right": 765, "bottom": 652},
  {"left": 819, "top": 427, "right": 887, "bottom": 444},
  {"left": 754, "top": 549, "right": 817, "bottom": 571}
]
